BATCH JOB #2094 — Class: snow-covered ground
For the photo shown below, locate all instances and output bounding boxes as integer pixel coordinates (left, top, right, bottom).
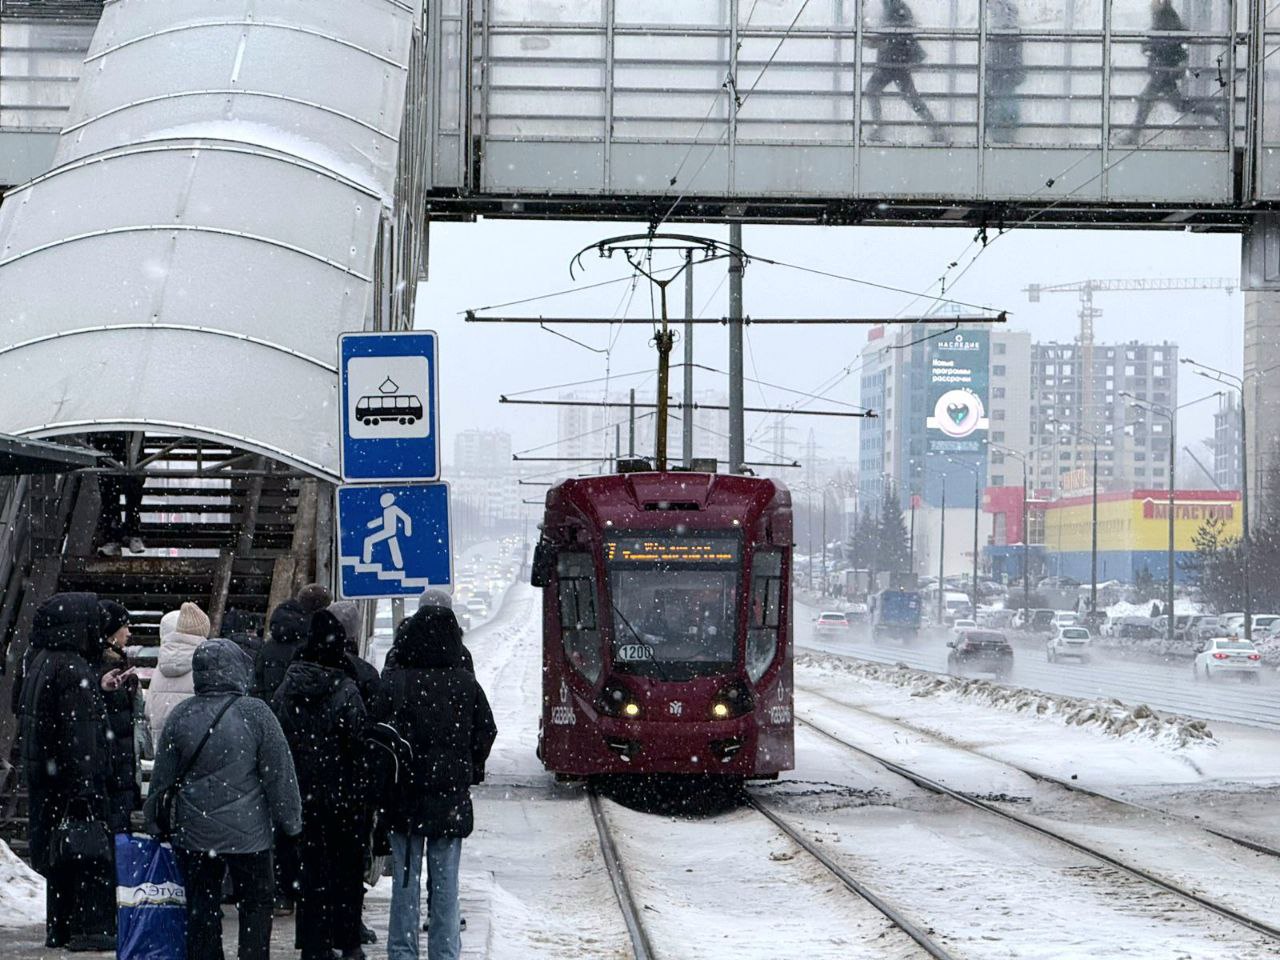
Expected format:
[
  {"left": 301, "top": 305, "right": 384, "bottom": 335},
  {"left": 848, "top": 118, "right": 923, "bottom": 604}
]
[
  {"left": 0, "top": 839, "right": 45, "bottom": 926},
  {"left": 12, "top": 585, "right": 1280, "bottom": 958}
]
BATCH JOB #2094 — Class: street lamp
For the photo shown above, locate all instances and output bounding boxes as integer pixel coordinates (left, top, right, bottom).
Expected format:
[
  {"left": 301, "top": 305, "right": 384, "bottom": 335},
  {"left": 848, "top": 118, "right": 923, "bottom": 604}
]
[
  {"left": 992, "top": 443, "right": 1031, "bottom": 629},
  {"left": 1121, "top": 390, "right": 1223, "bottom": 645},
  {"left": 1180, "top": 357, "right": 1272, "bottom": 642},
  {"left": 1049, "top": 419, "right": 1105, "bottom": 617},
  {"left": 945, "top": 456, "right": 982, "bottom": 616}
]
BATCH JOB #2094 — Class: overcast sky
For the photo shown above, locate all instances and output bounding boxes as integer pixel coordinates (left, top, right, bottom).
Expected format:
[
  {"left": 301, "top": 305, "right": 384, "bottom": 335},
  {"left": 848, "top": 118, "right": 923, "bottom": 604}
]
[{"left": 415, "top": 220, "right": 1243, "bottom": 479}]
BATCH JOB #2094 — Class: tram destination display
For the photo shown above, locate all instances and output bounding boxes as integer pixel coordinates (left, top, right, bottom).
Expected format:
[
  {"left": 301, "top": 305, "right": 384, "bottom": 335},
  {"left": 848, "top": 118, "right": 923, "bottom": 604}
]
[{"left": 605, "top": 537, "right": 740, "bottom": 565}]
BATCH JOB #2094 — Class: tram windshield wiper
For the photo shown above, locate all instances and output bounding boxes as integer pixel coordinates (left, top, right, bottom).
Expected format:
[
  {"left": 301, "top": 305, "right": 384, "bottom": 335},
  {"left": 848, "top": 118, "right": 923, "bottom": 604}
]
[{"left": 610, "top": 598, "right": 673, "bottom": 681}]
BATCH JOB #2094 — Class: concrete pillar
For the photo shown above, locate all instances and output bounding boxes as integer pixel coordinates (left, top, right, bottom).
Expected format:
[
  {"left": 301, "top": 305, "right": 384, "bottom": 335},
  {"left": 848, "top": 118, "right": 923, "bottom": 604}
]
[{"left": 1242, "top": 214, "right": 1280, "bottom": 522}]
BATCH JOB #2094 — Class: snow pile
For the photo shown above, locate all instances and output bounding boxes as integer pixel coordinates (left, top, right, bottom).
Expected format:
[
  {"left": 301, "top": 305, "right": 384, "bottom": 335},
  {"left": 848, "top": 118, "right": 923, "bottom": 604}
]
[
  {"left": 0, "top": 839, "right": 45, "bottom": 926},
  {"left": 799, "top": 653, "right": 1216, "bottom": 748},
  {"left": 1092, "top": 631, "right": 1201, "bottom": 659}
]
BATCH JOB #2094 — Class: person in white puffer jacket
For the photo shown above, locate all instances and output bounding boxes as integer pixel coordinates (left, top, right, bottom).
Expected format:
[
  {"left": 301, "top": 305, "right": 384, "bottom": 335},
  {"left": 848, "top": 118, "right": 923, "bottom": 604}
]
[{"left": 144, "top": 602, "right": 211, "bottom": 742}]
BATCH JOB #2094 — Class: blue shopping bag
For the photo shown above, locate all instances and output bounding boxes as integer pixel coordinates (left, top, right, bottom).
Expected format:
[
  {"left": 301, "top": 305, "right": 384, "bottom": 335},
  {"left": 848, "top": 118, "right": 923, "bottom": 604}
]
[{"left": 115, "top": 834, "right": 187, "bottom": 960}]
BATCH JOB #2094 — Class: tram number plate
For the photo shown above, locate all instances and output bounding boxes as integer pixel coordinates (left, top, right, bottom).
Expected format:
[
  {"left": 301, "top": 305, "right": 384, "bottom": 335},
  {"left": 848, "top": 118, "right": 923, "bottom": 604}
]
[{"left": 616, "top": 643, "right": 655, "bottom": 662}]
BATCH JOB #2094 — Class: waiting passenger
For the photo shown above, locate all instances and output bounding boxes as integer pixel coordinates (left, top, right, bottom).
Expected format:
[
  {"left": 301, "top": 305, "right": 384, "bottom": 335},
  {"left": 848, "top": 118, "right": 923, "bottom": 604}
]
[
  {"left": 862, "top": 0, "right": 945, "bottom": 142},
  {"left": 985, "top": 0, "right": 1026, "bottom": 143},
  {"left": 1123, "top": 0, "right": 1223, "bottom": 144}
]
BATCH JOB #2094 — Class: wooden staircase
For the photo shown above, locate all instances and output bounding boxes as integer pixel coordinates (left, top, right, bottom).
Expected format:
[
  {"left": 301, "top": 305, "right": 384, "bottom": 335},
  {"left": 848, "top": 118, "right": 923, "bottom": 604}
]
[{"left": 0, "top": 432, "right": 331, "bottom": 851}]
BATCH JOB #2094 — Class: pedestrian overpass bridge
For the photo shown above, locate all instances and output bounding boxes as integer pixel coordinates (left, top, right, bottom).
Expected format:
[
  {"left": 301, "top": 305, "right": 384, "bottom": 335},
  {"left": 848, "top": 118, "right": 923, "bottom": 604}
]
[{"left": 5, "top": 1, "right": 1280, "bottom": 231}]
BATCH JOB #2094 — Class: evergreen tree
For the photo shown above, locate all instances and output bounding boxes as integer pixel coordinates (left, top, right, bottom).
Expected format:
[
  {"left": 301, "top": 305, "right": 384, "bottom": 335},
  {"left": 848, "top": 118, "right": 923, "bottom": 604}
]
[
  {"left": 849, "top": 503, "right": 879, "bottom": 576},
  {"left": 1180, "top": 515, "right": 1244, "bottom": 613},
  {"left": 877, "top": 481, "right": 911, "bottom": 574}
]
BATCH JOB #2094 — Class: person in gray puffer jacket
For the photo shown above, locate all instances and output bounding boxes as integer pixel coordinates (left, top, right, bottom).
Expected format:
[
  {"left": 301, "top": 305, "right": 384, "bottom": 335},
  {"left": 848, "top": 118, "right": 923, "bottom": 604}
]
[{"left": 145, "top": 639, "right": 302, "bottom": 960}]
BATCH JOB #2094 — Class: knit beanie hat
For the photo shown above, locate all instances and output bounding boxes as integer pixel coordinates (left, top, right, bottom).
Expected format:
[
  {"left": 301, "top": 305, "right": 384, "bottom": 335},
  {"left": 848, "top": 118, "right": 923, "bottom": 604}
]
[
  {"left": 327, "top": 601, "right": 363, "bottom": 655},
  {"left": 176, "top": 601, "right": 211, "bottom": 638},
  {"left": 298, "top": 609, "right": 348, "bottom": 669},
  {"left": 296, "top": 583, "right": 332, "bottom": 614},
  {"left": 417, "top": 588, "right": 454, "bottom": 611},
  {"left": 99, "top": 600, "right": 130, "bottom": 641}
]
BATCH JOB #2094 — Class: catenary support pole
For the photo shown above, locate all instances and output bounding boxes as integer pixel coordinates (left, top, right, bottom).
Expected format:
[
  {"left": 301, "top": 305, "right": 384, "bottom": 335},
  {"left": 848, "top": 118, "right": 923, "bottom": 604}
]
[
  {"left": 729, "top": 222, "right": 745, "bottom": 473},
  {"left": 683, "top": 248, "right": 695, "bottom": 467},
  {"left": 1090, "top": 437, "right": 1098, "bottom": 615},
  {"left": 1241, "top": 396, "right": 1253, "bottom": 641},
  {"left": 1167, "top": 413, "right": 1176, "bottom": 644},
  {"left": 938, "top": 486, "right": 946, "bottom": 625},
  {"left": 628, "top": 389, "right": 636, "bottom": 457}
]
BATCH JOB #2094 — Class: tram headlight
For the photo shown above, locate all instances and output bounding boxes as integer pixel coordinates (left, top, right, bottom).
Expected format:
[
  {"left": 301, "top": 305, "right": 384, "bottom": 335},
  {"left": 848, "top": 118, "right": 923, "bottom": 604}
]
[
  {"left": 598, "top": 680, "right": 642, "bottom": 719},
  {"left": 709, "top": 680, "right": 754, "bottom": 720}
]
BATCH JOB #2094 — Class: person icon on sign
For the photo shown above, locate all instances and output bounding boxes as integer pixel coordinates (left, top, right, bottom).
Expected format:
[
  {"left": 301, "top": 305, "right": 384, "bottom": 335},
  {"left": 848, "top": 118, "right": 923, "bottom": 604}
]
[{"left": 363, "top": 493, "right": 413, "bottom": 569}]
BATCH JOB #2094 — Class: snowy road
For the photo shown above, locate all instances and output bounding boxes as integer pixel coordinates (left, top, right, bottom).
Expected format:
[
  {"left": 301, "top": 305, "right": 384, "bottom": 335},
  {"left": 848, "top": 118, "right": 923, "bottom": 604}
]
[{"left": 797, "top": 600, "right": 1280, "bottom": 731}]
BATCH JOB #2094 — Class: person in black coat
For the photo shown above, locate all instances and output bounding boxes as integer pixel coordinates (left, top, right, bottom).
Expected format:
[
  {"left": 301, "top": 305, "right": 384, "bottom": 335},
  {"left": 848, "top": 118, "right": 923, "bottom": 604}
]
[
  {"left": 272, "top": 610, "right": 369, "bottom": 960},
  {"left": 96, "top": 600, "right": 143, "bottom": 832},
  {"left": 254, "top": 598, "right": 311, "bottom": 914},
  {"left": 14, "top": 592, "right": 115, "bottom": 951},
  {"left": 379, "top": 605, "right": 496, "bottom": 960},
  {"left": 1124, "top": 0, "right": 1224, "bottom": 143},
  {"left": 862, "top": 0, "right": 944, "bottom": 141},
  {"left": 252, "top": 599, "right": 309, "bottom": 701}
]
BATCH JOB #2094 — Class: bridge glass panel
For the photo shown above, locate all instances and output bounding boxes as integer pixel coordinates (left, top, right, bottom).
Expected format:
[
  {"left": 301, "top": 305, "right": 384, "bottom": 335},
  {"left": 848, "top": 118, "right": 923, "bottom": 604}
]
[
  {"left": 0, "top": 18, "right": 94, "bottom": 130},
  {"left": 451, "top": 0, "right": 1246, "bottom": 206}
]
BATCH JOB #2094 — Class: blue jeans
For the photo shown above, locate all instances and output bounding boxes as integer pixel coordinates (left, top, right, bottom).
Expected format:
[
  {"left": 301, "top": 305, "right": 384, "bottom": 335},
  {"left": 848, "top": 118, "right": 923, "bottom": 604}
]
[{"left": 388, "top": 833, "right": 462, "bottom": 960}]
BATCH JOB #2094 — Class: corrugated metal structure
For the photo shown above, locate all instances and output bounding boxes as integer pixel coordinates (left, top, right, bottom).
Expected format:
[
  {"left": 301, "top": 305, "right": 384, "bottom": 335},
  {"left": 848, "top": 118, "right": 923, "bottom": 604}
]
[{"left": 0, "top": 0, "right": 430, "bottom": 480}]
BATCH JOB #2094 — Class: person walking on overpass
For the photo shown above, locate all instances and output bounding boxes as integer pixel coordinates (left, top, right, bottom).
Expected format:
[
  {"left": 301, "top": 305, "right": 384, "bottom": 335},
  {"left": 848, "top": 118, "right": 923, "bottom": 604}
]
[
  {"left": 862, "top": 0, "right": 945, "bottom": 142},
  {"left": 1123, "top": 0, "right": 1223, "bottom": 144}
]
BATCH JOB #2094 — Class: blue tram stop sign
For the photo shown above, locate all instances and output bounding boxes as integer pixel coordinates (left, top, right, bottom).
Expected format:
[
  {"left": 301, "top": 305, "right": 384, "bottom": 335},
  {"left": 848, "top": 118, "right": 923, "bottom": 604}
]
[{"left": 339, "top": 330, "right": 440, "bottom": 482}]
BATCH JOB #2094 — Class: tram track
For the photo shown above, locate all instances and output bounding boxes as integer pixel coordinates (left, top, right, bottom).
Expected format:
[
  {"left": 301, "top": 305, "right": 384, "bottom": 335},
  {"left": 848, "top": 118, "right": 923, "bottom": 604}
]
[
  {"left": 745, "top": 795, "right": 961, "bottom": 960},
  {"left": 588, "top": 789, "right": 657, "bottom": 960},
  {"left": 793, "top": 710, "right": 1280, "bottom": 945},
  {"left": 799, "top": 683, "right": 1280, "bottom": 861},
  {"left": 590, "top": 783, "right": 957, "bottom": 960}
]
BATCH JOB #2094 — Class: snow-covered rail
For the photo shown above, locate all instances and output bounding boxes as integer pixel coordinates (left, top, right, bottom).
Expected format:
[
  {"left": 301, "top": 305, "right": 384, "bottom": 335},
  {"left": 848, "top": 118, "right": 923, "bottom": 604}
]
[
  {"left": 798, "top": 682, "right": 1280, "bottom": 861},
  {"left": 796, "top": 713, "right": 1280, "bottom": 946},
  {"left": 746, "top": 796, "right": 958, "bottom": 960},
  {"left": 588, "top": 791, "right": 656, "bottom": 960}
]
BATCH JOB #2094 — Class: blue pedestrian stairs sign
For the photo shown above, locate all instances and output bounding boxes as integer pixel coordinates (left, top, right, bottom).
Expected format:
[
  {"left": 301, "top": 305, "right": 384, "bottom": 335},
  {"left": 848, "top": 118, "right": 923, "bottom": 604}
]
[{"left": 336, "top": 483, "right": 452, "bottom": 599}]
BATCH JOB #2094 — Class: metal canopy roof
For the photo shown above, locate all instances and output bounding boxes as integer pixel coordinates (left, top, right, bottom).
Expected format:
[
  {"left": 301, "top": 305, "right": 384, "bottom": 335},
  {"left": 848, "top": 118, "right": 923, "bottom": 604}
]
[
  {"left": 0, "top": 0, "right": 422, "bottom": 480},
  {"left": 0, "top": 432, "right": 99, "bottom": 476}
]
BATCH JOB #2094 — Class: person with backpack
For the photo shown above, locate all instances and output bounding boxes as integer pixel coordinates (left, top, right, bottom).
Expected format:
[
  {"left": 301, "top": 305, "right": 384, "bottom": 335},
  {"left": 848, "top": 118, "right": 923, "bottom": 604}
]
[
  {"left": 145, "top": 639, "right": 302, "bottom": 960},
  {"left": 379, "top": 605, "right": 496, "bottom": 960},
  {"left": 271, "top": 610, "right": 369, "bottom": 960},
  {"left": 1123, "top": 0, "right": 1224, "bottom": 143},
  {"left": 15, "top": 592, "right": 115, "bottom": 952},
  {"left": 862, "top": 0, "right": 945, "bottom": 141}
]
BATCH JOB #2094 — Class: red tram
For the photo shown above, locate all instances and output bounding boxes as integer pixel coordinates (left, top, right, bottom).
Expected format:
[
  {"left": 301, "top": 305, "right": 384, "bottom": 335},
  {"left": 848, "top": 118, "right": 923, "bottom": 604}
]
[{"left": 533, "top": 469, "right": 794, "bottom": 779}]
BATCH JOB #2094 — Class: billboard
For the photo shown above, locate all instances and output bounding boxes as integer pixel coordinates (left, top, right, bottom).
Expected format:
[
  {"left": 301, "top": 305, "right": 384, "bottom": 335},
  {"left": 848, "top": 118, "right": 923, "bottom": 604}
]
[
  {"left": 925, "top": 329, "right": 990, "bottom": 458},
  {"left": 1044, "top": 490, "right": 1242, "bottom": 553}
]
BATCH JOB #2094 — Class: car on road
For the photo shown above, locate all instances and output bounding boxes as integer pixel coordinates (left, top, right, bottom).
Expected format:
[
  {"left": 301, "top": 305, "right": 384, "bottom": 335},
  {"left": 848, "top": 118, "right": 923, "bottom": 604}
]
[
  {"left": 947, "top": 630, "right": 1013, "bottom": 680},
  {"left": 465, "top": 596, "right": 488, "bottom": 621},
  {"left": 813, "top": 611, "right": 850, "bottom": 636},
  {"left": 950, "top": 618, "right": 978, "bottom": 637},
  {"left": 1193, "top": 637, "right": 1263, "bottom": 682},
  {"left": 1052, "top": 611, "right": 1080, "bottom": 629},
  {"left": 844, "top": 603, "right": 869, "bottom": 624},
  {"left": 1047, "top": 626, "right": 1093, "bottom": 663}
]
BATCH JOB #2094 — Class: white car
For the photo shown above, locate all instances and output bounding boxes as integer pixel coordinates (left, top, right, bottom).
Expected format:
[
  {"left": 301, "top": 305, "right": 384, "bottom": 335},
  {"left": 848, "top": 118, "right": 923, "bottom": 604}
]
[
  {"left": 814, "top": 611, "right": 850, "bottom": 635},
  {"left": 1193, "top": 637, "right": 1263, "bottom": 682},
  {"left": 1047, "top": 626, "right": 1092, "bottom": 663},
  {"left": 950, "top": 618, "right": 978, "bottom": 637}
]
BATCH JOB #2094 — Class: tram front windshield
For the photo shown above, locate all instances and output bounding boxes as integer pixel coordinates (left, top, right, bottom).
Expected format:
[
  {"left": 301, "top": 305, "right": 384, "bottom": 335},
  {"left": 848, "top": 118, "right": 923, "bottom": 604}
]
[{"left": 605, "top": 535, "right": 740, "bottom": 680}]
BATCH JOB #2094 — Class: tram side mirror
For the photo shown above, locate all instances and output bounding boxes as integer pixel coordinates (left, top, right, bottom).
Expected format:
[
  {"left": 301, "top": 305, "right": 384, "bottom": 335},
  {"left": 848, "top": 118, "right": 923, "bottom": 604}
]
[{"left": 531, "top": 541, "right": 557, "bottom": 588}]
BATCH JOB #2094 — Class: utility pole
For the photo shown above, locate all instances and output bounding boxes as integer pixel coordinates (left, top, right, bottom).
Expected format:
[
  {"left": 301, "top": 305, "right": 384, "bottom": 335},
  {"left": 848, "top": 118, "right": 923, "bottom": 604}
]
[
  {"left": 937, "top": 485, "right": 946, "bottom": 624},
  {"left": 1090, "top": 436, "right": 1099, "bottom": 615},
  {"left": 683, "top": 248, "right": 695, "bottom": 467},
  {"left": 628, "top": 388, "right": 636, "bottom": 457},
  {"left": 728, "top": 222, "right": 745, "bottom": 473},
  {"left": 908, "top": 491, "right": 916, "bottom": 575},
  {"left": 821, "top": 493, "right": 828, "bottom": 596}
]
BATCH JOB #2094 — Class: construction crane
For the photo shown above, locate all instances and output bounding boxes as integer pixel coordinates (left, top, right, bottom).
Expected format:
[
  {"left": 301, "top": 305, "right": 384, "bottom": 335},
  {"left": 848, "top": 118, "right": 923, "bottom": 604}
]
[{"left": 1024, "top": 277, "right": 1237, "bottom": 442}]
